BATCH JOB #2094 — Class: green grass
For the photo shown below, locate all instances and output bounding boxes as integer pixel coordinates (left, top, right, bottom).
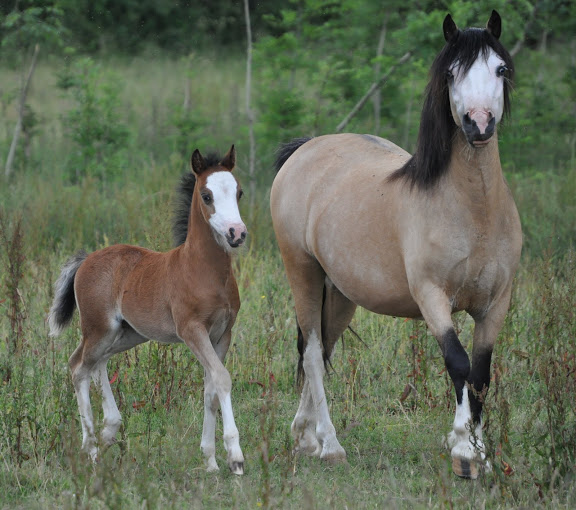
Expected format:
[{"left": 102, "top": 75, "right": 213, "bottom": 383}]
[
  {"left": 1, "top": 225, "right": 575, "bottom": 508},
  {"left": 1, "top": 53, "right": 575, "bottom": 508}
]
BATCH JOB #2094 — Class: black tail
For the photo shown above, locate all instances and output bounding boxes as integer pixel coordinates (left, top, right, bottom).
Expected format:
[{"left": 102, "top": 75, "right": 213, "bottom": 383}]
[
  {"left": 275, "top": 137, "right": 313, "bottom": 173},
  {"left": 48, "top": 250, "right": 87, "bottom": 337}
]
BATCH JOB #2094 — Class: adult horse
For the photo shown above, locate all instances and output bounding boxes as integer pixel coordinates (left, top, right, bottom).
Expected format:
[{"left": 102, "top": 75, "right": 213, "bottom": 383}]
[
  {"left": 49, "top": 146, "right": 247, "bottom": 474},
  {"left": 270, "top": 11, "right": 521, "bottom": 479}
]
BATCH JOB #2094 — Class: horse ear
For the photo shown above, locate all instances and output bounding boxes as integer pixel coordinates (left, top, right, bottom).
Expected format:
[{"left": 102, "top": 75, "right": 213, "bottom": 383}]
[
  {"left": 486, "top": 10, "right": 502, "bottom": 39},
  {"left": 443, "top": 14, "right": 458, "bottom": 42},
  {"left": 191, "top": 149, "right": 206, "bottom": 176},
  {"left": 220, "top": 145, "right": 236, "bottom": 171}
]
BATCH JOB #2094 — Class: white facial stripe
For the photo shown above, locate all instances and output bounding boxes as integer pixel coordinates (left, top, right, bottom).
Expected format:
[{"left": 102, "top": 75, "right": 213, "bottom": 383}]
[
  {"left": 449, "top": 48, "right": 505, "bottom": 125},
  {"left": 205, "top": 171, "right": 244, "bottom": 232}
]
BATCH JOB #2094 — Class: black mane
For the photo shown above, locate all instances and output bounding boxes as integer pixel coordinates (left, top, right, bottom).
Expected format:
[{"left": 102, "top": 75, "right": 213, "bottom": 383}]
[
  {"left": 390, "top": 26, "right": 514, "bottom": 190},
  {"left": 172, "top": 152, "right": 224, "bottom": 246}
]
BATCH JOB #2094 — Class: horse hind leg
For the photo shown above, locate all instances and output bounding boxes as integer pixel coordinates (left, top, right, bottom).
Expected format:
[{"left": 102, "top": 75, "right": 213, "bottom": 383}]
[
  {"left": 69, "top": 344, "right": 99, "bottom": 461},
  {"left": 292, "top": 278, "right": 357, "bottom": 459},
  {"left": 92, "top": 360, "right": 122, "bottom": 447},
  {"left": 92, "top": 325, "right": 149, "bottom": 449}
]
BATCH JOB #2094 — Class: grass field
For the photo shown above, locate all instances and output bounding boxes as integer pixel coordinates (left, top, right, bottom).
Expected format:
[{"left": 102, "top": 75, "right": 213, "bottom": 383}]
[{"left": 0, "top": 54, "right": 575, "bottom": 508}]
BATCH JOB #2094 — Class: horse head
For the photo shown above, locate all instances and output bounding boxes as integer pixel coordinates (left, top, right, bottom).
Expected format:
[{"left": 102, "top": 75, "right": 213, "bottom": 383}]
[
  {"left": 191, "top": 145, "right": 247, "bottom": 250},
  {"left": 443, "top": 10, "right": 513, "bottom": 147}
]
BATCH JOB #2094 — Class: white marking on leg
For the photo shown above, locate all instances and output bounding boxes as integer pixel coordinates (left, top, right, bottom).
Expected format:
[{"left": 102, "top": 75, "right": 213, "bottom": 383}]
[
  {"left": 303, "top": 330, "right": 346, "bottom": 461},
  {"left": 291, "top": 379, "right": 321, "bottom": 455},
  {"left": 200, "top": 371, "right": 219, "bottom": 472},
  {"left": 92, "top": 361, "right": 122, "bottom": 446},
  {"left": 218, "top": 391, "right": 244, "bottom": 474},
  {"left": 445, "top": 386, "right": 490, "bottom": 470},
  {"left": 73, "top": 368, "right": 98, "bottom": 461}
]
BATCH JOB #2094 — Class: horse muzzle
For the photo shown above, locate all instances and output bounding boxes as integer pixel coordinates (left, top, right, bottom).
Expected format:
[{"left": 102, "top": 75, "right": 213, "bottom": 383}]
[
  {"left": 462, "top": 110, "right": 495, "bottom": 147},
  {"left": 226, "top": 225, "right": 247, "bottom": 248}
]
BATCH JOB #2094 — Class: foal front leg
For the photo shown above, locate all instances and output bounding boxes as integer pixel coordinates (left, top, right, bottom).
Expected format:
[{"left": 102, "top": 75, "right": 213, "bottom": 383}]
[{"left": 177, "top": 321, "right": 244, "bottom": 475}]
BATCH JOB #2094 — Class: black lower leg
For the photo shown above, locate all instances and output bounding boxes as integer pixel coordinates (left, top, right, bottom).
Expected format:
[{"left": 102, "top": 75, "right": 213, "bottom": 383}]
[
  {"left": 442, "top": 329, "right": 471, "bottom": 405},
  {"left": 467, "top": 349, "right": 492, "bottom": 424}
]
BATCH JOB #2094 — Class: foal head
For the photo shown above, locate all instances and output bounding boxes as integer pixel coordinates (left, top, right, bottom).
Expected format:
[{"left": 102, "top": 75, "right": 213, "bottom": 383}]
[
  {"left": 440, "top": 10, "right": 514, "bottom": 146},
  {"left": 191, "top": 145, "right": 247, "bottom": 251}
]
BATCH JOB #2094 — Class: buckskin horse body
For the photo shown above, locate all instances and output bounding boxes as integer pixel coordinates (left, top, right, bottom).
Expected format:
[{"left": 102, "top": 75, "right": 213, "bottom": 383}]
[{"left": 271, "top": 11, "right": 522, "bottom": 478}]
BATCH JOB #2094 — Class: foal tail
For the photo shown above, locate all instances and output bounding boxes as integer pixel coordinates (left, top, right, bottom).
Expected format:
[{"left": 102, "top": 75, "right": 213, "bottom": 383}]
[{"left": 48, "top": 250, "right": 88, "bottom": 337}]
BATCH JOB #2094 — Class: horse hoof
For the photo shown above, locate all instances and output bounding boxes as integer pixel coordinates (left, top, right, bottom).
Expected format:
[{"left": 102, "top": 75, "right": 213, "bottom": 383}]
[
  {"left": 452, "top": 457, "right": 481, "bottom": 480},
  {"left": 321, "top": 450, "right": 347, "bottom": 464},
  {"left": 230, "top": 461, "right": 244, "bottom": 475}
]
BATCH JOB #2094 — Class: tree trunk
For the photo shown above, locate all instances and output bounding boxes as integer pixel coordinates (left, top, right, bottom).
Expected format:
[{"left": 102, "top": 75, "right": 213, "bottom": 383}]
[
  {"left": 372, "top": 14, "right": 389, "bottom": 135},
  {"left": 243, "top": 0, "right": 256, "bottom": 207},
  {"left": 5, "top": 44, "right": 40, "bottom": 178}
]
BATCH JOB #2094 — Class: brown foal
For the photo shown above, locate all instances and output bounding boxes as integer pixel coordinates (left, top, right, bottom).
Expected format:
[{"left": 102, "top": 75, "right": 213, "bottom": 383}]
[{"left": 49, "top": 146, "right": 247, "bottom": 474}]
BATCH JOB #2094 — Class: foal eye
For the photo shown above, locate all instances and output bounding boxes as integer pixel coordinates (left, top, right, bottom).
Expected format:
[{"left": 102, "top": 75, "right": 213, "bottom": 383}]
[
  {"left": 201, "top": 193, "right": 212, "bottom": 204},
  {"left": 496, "top": 65, "right": 508, "bottom": 77},
  {"left": 238, "top": 189, "right": 244, "bottom": 200}
]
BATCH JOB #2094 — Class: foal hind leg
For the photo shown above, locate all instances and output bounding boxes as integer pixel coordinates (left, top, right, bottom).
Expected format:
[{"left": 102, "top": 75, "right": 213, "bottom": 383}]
[
  {"left": 69, "top": 342, "right": 103, "bottom": 461},
  {"left": 292, "top": 278, "right": 357, "bottom": 459},
  {"left": 92, "top": 327, "right": 148, "bottom": 448}
]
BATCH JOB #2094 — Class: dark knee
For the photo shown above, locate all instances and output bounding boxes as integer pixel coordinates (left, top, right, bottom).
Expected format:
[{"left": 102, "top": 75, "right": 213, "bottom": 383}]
[{"left": 442, "top": 329, "right": 470, "bottom": 401}]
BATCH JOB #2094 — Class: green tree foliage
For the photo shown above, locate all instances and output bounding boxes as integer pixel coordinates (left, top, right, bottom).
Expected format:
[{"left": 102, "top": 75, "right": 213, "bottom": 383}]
[{"left": 59, "top": 57, "right": 130, "bottom": 183}]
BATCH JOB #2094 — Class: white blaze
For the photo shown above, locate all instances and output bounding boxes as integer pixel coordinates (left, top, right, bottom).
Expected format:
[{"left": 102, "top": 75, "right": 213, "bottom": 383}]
[
  {"left": 449, "top": 48, "right": 506, "bottom": 127},
  {"left": 205, "top": 171, "right": 245, "bottom": 248}
]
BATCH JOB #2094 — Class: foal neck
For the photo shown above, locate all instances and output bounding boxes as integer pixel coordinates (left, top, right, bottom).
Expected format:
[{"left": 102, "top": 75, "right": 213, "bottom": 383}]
[{"left": 181, "top": 192, "right": 232, "bottom": 273}]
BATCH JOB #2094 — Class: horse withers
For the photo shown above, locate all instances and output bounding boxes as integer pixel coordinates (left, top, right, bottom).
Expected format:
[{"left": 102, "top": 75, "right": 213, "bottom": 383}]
[
  {"left": 49, "top": 146, "right": 247, "bottom": 475},
  {"left": 271, "top": 11, "right": 522, "bottom": 479}
]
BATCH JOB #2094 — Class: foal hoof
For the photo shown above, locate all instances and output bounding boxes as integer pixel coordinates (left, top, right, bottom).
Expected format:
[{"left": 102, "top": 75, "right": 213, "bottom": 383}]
[
  {"left": 229, "top": 461, "right": 244, "bottom": 475},
  {"left": 452, "top": 457, "right": 482, "bottom": 480}
]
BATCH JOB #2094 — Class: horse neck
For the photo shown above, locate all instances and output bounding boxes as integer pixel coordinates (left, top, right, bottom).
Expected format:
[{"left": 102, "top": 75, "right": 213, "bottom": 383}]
[
  {"left": 447, "top": 130, "right": 507, "bottom": 207},
  {"left": 180, "top": 193, "right": 232, "bottom": 280}
]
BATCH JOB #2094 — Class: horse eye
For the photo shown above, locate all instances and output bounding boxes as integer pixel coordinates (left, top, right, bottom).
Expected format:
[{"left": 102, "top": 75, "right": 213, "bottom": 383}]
[
  {"left": 446, "top": 69, "right": 454, "bottom": 80},
  {"left": 201, "top": 193, "right": 212, "bottom": 204},
  {"left": 497, "top": 65, "right": 508, "bottom": 77},
  {"left": 238, "top": 189, "right": 244, "bottom": 200}
]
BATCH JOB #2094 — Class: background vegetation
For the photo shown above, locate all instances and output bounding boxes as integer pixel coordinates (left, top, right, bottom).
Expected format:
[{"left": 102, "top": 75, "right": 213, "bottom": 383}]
[{"left": 0, "top": 0, "right": 574, "bottom": 508}]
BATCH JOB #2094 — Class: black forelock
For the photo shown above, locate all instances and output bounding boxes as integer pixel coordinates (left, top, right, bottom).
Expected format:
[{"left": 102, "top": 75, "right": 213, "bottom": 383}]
[{"left": 202, "top": 152, "right": 225, "bottom": 169}]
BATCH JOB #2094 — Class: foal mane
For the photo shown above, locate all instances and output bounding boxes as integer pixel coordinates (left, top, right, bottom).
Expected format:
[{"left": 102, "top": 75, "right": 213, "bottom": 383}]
[
  {"left": 172, "top": 152, "right": 224, "bottom": 246},
  {"left": 389, "top": 25, "right": 514, "bottom": 190}
]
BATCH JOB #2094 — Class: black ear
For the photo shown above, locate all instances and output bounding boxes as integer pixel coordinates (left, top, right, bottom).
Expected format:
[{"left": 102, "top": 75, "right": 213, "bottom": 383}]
[
  {"left": 191, "top": 149, "right": 206, "bottom": 176},
  {"left": 443, "top": 14, "right": 458, "bottom": 42},
  {"left": 220, "top": 145, "right": 236, "bottom": 171},
  {"left": 486, "top": 10, "right": 501, "bottom": 39}
]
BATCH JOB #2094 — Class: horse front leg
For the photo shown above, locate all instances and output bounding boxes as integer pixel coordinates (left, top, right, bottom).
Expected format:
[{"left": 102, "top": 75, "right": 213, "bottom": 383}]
[
  {"left": 414, "top": 283, "right": 491, "bottom": 478},
  {"left": 447, "top": 291, "right": 513, "bottom": 478}
]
